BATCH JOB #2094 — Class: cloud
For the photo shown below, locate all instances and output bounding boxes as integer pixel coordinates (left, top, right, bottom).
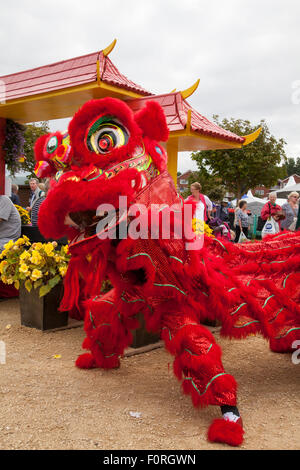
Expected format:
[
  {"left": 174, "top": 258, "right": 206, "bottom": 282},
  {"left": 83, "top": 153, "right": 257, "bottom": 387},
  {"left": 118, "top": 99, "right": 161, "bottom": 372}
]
[{"left": 1, "top": 0, "right": 299, "bottom": 175}]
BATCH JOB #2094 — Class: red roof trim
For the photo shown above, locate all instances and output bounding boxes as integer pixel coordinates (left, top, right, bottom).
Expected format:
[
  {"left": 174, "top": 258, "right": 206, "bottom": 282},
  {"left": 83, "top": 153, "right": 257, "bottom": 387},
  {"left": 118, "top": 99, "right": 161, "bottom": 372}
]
[
  {"left": 98, "top": 53, "right": 151, "bottom": 96},
  {"left": 128, "top": 93, "right": 245, "bottom": 143},
  {"left": 0, "top": 52, "right": 99, "bottom": 79},
  {"left": 0, "top": 50, "right": 152, "bottom": 102}
]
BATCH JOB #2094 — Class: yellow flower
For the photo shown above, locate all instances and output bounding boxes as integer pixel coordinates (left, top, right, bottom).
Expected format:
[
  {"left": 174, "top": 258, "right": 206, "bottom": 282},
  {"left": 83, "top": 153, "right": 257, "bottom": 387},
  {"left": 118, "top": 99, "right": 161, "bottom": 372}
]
[
  {"left": 59, "top": 266, "right": 67, "bottom": 277},
  {"left": 15, "top": 206, "right": 31, "bottom": 226},
  {"left": 44, "top": 243, "right": 54, "bottom": 257},
  {"left": 20, "top": 251, "right": 31, "bottom": 261},
  {"left": 31, "top": 269, "right": 43, "bottom": 281},
  {"left": 32, "top": 242, "right": 43, "bottom": 251},
  {"left": 16, "top": 238, "right": 25, "bottom": 246},
  {"left": 4, "top": 240, "right": 14, "bottom": 250},
  {"left": 30, "top": 250, "right": 43, "bottom": 265},
  {"left": 22, "top": 235, "right": 30, "bottom": 243},
  {"left": 20, "top": 263, "right": 30, "bottom": 274},
  {"left": 0, "top": 260, "right": 8, "bottom": 274},
  {"left": 192, "top": 219, "right": 204, "bottom": 235}
]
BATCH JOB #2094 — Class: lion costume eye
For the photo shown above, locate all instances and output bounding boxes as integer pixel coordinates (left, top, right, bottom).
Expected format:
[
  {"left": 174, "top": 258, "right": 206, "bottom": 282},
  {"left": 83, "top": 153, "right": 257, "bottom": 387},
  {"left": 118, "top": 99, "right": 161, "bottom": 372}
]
[
  {"left": 47, "top": 136, "right": 58, "bottom": 154},
  {"left": 85, "top": 115, "right": 129, "bottom": 155}
]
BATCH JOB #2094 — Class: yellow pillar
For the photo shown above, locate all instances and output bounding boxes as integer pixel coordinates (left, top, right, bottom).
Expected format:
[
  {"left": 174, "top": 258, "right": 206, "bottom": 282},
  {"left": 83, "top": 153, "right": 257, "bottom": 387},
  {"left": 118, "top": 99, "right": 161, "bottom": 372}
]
[{"left": 166, "top": 138, "right": 178, "bottom": 185}]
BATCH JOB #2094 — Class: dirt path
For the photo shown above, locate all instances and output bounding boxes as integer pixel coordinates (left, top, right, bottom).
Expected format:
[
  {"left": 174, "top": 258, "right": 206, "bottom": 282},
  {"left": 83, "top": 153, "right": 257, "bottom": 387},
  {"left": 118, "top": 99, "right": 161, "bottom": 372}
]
[{"left": 0, "top": 299, "right": 299, "bottom": 450}]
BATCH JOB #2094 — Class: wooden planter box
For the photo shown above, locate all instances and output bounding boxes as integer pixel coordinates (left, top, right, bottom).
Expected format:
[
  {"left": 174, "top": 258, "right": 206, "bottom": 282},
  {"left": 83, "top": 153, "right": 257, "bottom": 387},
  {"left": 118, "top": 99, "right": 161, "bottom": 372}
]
[
  {"left": 131, "top": 313, "right": 160, "bottom": 348},
  {"left": 19, "top": 282, "right": 68, "bottom": 331},
  {"left": 19, "top": 282, "right": 159, "bottom": 347}
]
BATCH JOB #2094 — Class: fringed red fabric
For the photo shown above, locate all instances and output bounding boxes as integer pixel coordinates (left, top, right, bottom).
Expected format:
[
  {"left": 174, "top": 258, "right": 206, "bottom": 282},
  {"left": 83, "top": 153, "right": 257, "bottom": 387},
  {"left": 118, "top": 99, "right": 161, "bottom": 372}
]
[
  {"left": 182, "top": 373, "right": 237, "bottom": 408},
  {"left": 160, "top": 308, "right": 237, "bottom": 408},
  {"left": 59, "top": 256, "right": 82, "bottom": 312},
  {"left": 207, "top": 418, "right": 244, "bottom": 446},
  {"left": 0, "top": 281, "right": 18, "bottom": 298}
]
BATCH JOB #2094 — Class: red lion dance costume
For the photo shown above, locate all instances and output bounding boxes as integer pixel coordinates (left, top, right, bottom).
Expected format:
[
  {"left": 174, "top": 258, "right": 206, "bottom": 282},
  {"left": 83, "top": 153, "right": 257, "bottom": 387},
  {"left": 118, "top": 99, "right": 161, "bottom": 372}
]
[{"left": 34, "top": 98, "right": 300, "bottom": 446}]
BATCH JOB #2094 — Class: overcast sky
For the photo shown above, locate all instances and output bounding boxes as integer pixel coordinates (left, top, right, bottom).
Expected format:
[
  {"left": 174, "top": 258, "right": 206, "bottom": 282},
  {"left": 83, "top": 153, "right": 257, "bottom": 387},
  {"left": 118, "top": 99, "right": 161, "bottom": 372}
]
[{"left": 1, "top": 0, "right": 300, "bottom": 173}]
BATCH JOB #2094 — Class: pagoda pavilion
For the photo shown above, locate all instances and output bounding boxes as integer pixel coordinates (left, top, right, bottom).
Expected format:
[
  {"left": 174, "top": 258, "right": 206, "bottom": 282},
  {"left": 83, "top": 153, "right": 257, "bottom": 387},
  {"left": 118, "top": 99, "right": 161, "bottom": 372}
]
[{"left": 0, "top": 39, "right": 260, "bottom": 194}]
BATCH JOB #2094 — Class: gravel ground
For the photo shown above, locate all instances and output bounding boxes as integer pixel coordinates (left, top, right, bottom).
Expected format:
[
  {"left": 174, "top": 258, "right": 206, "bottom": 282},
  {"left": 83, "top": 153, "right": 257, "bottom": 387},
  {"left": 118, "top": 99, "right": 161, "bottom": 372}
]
[{"left": 0, "top": 298, "right": 299, "bottom": 450}]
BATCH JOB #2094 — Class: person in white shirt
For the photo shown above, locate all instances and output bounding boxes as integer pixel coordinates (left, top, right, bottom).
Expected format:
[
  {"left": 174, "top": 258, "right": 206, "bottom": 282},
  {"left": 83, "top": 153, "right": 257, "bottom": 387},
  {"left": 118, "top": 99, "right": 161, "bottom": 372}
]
[
  {"left": 185, "top": 182, "right": 212, "bottom": 223},
  {"left": 26, "top": 178, "right": 45, "bottom": 214}
]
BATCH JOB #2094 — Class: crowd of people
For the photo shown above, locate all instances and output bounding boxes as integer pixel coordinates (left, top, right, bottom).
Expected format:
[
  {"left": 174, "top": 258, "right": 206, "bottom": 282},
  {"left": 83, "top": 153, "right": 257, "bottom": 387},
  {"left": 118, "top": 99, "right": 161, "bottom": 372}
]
[
  {"left": 184, "top": 182, "right": 300, "bottom": 243},
  {"left": 1, "top": 177, "right": 300, "bottom": 254}
]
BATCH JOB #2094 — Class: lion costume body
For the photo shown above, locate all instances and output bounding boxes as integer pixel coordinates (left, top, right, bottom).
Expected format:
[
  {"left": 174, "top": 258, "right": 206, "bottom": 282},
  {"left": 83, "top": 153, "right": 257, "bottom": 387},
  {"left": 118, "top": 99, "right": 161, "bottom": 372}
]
[{"left": 35, "top": 97, "right": 300, "bottom": 446}]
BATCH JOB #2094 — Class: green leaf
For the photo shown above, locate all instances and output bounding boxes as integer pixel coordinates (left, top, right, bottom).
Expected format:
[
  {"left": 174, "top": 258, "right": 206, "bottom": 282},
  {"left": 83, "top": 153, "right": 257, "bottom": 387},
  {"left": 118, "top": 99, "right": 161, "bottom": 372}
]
[
  {"left": 48, "top": 275, "right": 61, "bottom": 289},
  {"left": 34, "top": 280, "right": 43, "bottom": 289},
  {"left": 39, "top": 284, "right": 52, "bottom": 297},
  {"left": 25, "top": 280, "right": 32, "bottom": 292}
]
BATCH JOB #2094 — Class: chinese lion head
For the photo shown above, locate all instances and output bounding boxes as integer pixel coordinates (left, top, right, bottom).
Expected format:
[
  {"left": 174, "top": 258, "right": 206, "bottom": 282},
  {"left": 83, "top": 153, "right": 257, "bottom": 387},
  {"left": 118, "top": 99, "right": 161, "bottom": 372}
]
[{"left": 35, "top": 97, "right": 170, "bottom": 243}]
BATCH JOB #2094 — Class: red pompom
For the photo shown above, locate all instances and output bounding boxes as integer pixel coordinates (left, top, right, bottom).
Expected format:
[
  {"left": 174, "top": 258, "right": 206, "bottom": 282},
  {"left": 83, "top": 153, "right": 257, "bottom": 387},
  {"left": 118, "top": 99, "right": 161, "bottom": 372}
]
[
  {"left": 34, "top": 134, "right": 49, "bottom": 162},
  {"left": 135, "top": 101, "right": 169, "bottom": 142},
  {"left": 75, "top": 353, "right": 96, "bottom": 369},
  {"left": 207, "top": 418, "right": 244, "bottom": 447},
  {"left": 82, "top": 337, "right": 92, "bottom": 350}
]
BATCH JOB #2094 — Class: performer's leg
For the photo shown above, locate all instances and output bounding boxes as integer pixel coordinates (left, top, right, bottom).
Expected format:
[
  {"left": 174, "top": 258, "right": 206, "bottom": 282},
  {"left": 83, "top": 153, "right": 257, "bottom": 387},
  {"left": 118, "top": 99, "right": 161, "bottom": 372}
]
[
  {"left": 269, "top": 321, "right": 300, "bottom": 353},
  {"left": 161, "top": 305, "right": 244, "bottom": 446},
  {"left": 76, "top": 288, "right": 137, "bottom": 370},
  {"left": 269, "top": 299, "right": 300, "bottom": 353},
  {"left": 258, "top": 275, "right": 300, "bottom": 353}
]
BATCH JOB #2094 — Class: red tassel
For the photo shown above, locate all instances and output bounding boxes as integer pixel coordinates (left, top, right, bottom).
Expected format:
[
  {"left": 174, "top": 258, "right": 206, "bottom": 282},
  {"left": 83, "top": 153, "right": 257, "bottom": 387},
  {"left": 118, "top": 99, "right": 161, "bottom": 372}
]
[{"left": 59, "top": 257, "right": 81, "bottom": 312}]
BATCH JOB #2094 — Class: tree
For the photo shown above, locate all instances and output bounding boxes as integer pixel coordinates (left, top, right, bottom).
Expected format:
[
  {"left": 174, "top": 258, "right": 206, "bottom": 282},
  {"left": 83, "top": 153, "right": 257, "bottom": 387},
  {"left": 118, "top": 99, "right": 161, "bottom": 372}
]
[
  {"left": 191, "top": 116, "right": 287, "bottom": 200},
  {"left": 22, "top": 121, "right": 50, "bottom": 176},
  {"left": 285, "top": 157, "right": 300, "bottom": 176}
]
